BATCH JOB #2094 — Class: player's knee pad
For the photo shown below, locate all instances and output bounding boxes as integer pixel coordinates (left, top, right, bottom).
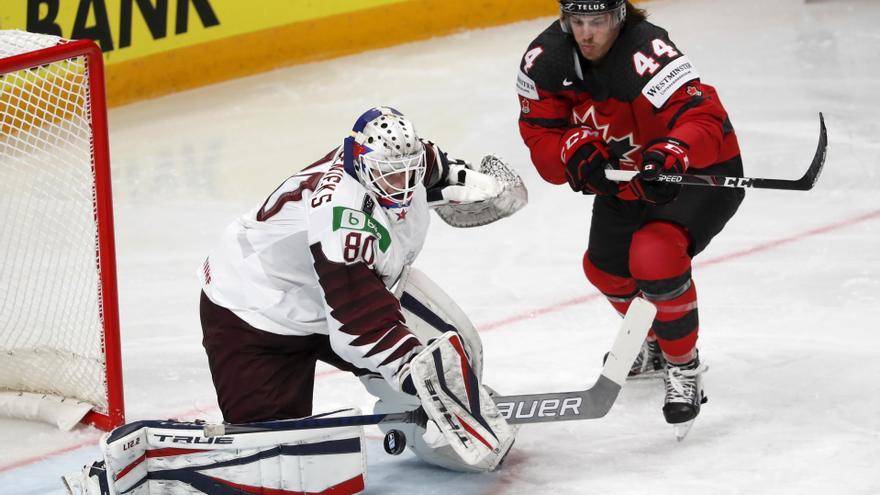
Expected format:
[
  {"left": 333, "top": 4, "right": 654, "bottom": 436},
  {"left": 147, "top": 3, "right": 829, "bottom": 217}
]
[
  {"left": 63, "top": 413, "right": 367, "bottom": 495},
  {"left": 628, "top": 222, "right": 699, "bottom": 355},
  {"left": 583, "top": 252, "right": 638, "bottom": 312},
  {"left": 629, "top": 221, "right": 691, "bottom": 284},
  {"left": 628, "top": 222, "right": 694, "bottom": 303}
]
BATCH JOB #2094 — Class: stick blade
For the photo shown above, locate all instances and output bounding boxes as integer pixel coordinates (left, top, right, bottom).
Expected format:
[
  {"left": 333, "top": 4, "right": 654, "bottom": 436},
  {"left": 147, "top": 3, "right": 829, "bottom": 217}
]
[
  {"left": 601, "top": 298, "right": 656, "bottom": 387},
  {"left": 803, "top": 112, "right": 828, "bottom": 190}
]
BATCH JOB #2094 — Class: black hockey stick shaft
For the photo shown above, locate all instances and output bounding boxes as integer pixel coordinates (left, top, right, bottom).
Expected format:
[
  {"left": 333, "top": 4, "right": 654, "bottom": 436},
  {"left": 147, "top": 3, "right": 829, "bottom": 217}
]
[
  {"left": 606, "top": 113, "right": 827, "bottom": 191},
  {"left": 203, "top": 409, "right": 423, "bottom": 436}
]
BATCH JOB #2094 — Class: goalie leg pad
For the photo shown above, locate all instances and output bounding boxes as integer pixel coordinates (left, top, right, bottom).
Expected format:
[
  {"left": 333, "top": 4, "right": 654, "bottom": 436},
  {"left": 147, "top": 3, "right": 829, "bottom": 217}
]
[
  {"left": 393, "top": 266, "right": 483, "bottom": 378},
  {"left": 63, "top": 410, "right": 367, "bottom": 495},
  {"left": 383, "top": 267, "right": 507, "bottom": 472},
  {"left": 408, "top": 332, "right": 515, "bottom": 471}
]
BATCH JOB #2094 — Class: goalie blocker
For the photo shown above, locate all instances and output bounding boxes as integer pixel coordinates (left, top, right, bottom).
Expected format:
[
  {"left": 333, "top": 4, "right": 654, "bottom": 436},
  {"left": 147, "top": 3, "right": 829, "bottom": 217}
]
[{"left": 407, "top": 332, "right": 516, "bottom": 470}]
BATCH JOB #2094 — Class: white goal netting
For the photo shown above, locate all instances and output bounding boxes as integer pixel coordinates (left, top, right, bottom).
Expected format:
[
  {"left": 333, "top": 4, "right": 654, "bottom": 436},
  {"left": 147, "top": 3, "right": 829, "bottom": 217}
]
[{"left": 0, "top": 30, "right": 113, "bottom": 424}]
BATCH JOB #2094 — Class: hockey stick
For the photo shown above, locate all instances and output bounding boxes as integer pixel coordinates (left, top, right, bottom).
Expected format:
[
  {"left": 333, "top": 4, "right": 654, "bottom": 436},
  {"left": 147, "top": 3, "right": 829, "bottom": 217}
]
[
  {"left": 203, "top": 298, "right": 655, "bottom": 437},
  {"left": 605, "top": 113, "right": 827, "bottom": 191},
  {"left": 203, "top": 409, "right": 427, "bottom": 437},
  {"left": 494, "top": 297, "right": 654, "bottom": 424}
]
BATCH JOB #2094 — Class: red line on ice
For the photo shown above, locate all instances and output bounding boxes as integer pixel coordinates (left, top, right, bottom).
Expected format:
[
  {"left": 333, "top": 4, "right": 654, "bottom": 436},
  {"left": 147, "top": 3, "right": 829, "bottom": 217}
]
[{"left": 3, "top": 208, "right": 878, "bottom": 475}]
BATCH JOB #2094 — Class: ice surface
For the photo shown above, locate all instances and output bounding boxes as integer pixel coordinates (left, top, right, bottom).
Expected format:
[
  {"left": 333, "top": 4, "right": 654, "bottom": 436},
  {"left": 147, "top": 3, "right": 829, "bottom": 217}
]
[{"left": 2, "top": 0, "right": 879, "bottom": 493}]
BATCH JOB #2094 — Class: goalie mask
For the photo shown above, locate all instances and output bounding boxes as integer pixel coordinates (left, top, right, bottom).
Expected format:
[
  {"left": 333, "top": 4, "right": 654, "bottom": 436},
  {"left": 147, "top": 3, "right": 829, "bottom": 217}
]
[{"left": 344, "top": 107, "right": 426, "bottom": 207}]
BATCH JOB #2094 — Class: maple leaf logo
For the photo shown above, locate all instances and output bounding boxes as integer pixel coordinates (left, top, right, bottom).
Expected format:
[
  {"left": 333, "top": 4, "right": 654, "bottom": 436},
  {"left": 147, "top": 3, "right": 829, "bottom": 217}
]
[{"left": 571, "top": 106, "right": 640, "bottom": 165}]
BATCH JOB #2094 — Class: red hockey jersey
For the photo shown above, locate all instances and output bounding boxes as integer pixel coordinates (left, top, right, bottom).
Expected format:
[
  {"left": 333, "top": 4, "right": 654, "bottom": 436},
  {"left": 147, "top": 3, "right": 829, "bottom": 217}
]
[{"left": 517, "top": 19, "right": 740, "bottom": 200}]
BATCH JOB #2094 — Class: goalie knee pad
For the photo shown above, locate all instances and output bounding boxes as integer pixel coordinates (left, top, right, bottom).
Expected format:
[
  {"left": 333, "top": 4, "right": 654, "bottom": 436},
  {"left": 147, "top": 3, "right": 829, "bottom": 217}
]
[{"left": 63, "top": 411, "right": 367, "bottom": 495}]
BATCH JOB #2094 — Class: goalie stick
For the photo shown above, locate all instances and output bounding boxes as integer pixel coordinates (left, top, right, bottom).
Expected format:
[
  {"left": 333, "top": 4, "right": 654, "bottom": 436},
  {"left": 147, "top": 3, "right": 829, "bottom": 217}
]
[
  {"left": 605, "top": 113, "right": 827, "bottom": 191},
  {"left": 203, "top": 298, "right": 655, "bottom": 437}
]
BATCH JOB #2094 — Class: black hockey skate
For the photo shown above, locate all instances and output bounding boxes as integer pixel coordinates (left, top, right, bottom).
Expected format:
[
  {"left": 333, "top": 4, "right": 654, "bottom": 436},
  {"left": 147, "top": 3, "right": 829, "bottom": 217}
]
[
  {"left": 604, "top": 338, "right": 666, "bottom": 380},
  {"left": 662, "top": 354, "right": 708, "bottom": 441},
  {"left": 629, "top": 339, "right": 666, "bottom": 379}
]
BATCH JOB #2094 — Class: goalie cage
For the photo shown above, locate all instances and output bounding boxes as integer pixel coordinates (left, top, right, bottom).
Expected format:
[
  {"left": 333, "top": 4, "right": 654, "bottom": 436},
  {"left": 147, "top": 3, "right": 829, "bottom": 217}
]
[{"left": 0, "top": 30, "right": 124, "bottom": 431}]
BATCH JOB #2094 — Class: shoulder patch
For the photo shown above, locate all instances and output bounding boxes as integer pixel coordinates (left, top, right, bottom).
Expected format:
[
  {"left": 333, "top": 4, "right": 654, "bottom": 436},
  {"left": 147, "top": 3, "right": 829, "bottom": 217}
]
[
  {"left": 332, "top": 207, "right": 391, "bottom": 252},
  {"left": 361, "top": 194, "right": 375, "bottom": 215},
  {"left": 517, "top": 70, "right": 540, "bottom": 100},
  {"left": 641, "top": 56, "right": 700, "bottom": 108}
]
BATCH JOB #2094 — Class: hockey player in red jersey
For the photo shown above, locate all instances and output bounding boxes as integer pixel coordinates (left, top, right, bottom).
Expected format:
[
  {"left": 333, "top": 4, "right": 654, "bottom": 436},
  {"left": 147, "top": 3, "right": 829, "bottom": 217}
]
[{"left": 517, "top": 0, "right": 744, "bottom": 437}]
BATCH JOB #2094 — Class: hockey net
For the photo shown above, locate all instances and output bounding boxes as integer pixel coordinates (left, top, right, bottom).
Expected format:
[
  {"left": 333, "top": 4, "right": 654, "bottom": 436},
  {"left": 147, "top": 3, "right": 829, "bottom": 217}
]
[{"left": 0, "top": 30, "right": 123, "bottom": 431}]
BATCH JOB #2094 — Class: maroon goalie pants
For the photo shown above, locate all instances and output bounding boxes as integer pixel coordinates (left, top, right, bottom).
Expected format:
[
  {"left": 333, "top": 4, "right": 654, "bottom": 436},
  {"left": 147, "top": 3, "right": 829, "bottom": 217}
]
[{"left": 200, "top": 291, "right": 366, "bottom": 424}]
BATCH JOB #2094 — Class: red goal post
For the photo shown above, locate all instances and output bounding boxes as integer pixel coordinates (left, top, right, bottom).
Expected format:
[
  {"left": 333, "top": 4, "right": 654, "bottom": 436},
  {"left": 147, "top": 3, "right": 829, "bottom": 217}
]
[{"left": 0, "top": 31, "right": 124, "bottom": 431}]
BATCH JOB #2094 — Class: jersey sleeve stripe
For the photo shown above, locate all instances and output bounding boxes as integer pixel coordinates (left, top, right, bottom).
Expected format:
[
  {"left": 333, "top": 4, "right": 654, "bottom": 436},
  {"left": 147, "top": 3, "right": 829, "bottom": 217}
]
[
  {"left": 363, "top": 325, "right": 414, "bottom": 358},
  {"left": 378, "top": 336, "right": 421, "bottom": 367},
  {"left": 311, "top": 243, "right": 404, "bottom": 337},
  {"left": 666, "top": 95, "right": 706, "bottom": 129}
]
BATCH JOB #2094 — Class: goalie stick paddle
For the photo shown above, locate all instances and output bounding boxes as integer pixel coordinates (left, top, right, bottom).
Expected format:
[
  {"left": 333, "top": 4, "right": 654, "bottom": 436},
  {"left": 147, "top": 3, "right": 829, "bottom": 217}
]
[
  {"left": 203, "top": 298, "right": 655, "bottom": 437},
  {"left": 605, "top": 113, "right": 827, "bottom": 191},
  {"left": 493, "top": 297, "right": 654, "bottom": 424}
]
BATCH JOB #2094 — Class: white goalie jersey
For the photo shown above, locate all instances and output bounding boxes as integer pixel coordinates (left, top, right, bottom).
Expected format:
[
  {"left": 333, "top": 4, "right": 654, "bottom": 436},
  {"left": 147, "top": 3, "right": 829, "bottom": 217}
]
[{"left": 200, "top": 146, "right": 430, "bottom": 389}]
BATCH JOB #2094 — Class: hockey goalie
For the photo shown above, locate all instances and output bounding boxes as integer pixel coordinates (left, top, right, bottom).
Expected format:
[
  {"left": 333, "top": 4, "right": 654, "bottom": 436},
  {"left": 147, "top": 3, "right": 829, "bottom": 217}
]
[{"left": 64, "top": 107, "right": 526, "bottom": 494}]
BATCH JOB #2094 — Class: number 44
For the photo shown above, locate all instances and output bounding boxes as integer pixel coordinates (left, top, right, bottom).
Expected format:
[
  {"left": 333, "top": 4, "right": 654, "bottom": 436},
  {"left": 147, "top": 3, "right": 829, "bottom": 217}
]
[{"left": 632, "top": 39, "right": 679, "bottom": 76}]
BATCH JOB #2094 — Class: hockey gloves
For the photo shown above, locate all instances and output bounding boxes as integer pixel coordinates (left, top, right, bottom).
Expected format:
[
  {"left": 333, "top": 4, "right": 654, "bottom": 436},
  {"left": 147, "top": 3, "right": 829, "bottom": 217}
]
[
  {"left": 628, "top": 138, "right": 690, "bottom": 204},
  {"left": 561, "top": 126, "right": 619, "bottom": 196},
  {"left": 426, "top": 157, "right": 504, "bottom": 206},
  {"left": 640, "top": 138, "right": 689, "bottom": 179}
]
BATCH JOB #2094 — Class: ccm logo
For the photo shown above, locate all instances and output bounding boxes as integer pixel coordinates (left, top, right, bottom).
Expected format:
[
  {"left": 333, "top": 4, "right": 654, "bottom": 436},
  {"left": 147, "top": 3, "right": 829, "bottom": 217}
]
[
  {"left": 496, "top": 397, "right": 582, "bottom": 420},
  {"left": 723, "top": 177, "right": 752, "bottom": 187}
]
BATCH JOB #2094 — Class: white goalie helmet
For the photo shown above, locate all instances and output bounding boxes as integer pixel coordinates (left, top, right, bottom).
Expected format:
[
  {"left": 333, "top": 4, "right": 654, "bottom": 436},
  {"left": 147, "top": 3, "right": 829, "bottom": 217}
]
[{"left": 344, "top": 107, "right": 426, "bottom": 207}]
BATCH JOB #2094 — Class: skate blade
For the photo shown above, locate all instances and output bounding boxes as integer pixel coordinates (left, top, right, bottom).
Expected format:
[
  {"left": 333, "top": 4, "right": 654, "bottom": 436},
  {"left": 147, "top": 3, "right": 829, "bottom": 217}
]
[
  {"left": 672, "top": 420, "right": 695, "bottom": 441},
  {"left": 626, "top": 370, "right": 665, "bottom": 381},
  {"left": 60, "top": 474, "right": 79, "bottom": 495}
]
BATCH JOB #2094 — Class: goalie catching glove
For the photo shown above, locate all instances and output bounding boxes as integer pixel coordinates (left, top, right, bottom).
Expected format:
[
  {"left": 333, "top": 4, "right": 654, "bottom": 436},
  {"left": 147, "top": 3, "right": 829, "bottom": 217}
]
[{"left": 428, "top": 154, "right": 528, "bottom": 228}]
